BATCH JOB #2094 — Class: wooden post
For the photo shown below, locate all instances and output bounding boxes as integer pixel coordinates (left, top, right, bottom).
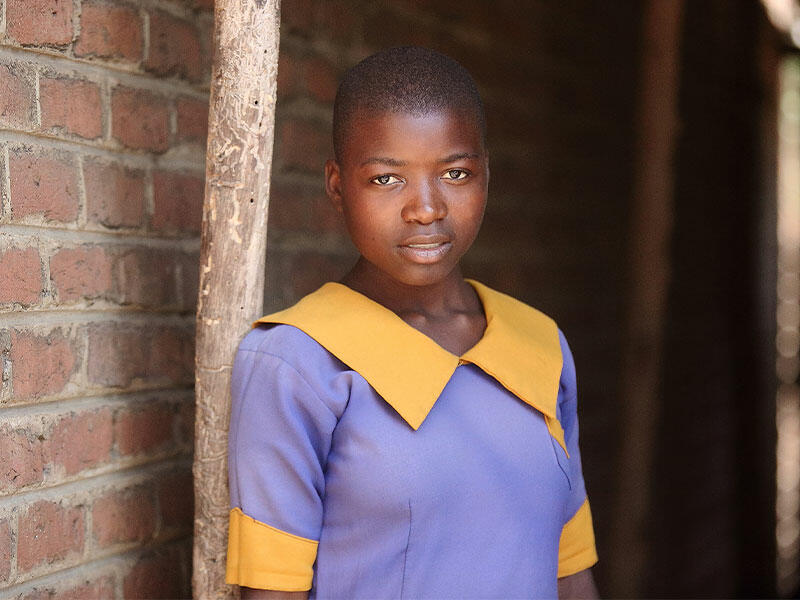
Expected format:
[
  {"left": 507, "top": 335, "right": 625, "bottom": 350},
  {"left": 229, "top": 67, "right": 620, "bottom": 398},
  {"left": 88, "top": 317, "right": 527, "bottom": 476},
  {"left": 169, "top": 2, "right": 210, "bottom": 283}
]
[
  {"left": 609, "top": 1, "right": 683, "bottom": 596},
  {"left": 193, "top": 0, "right": 281, "bottom": 597}
]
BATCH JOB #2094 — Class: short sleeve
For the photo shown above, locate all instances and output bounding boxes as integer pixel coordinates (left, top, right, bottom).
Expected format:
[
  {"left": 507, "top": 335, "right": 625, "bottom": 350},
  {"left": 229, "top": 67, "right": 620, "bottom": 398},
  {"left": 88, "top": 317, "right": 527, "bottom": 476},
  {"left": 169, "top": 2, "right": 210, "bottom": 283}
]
[
  {"left": 225, "top": 326, "right": 344, "bottom": 591},
  {"left": 556, "top": 330, "right": 599, "bottom": 578}
]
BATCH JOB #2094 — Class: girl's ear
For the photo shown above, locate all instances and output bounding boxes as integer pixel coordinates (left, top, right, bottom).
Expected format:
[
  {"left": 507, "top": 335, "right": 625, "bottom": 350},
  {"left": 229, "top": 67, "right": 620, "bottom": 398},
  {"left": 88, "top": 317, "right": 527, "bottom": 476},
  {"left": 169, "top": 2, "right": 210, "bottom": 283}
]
[{"left": 325, "top": 159, "right": 344, "bottom": 213}]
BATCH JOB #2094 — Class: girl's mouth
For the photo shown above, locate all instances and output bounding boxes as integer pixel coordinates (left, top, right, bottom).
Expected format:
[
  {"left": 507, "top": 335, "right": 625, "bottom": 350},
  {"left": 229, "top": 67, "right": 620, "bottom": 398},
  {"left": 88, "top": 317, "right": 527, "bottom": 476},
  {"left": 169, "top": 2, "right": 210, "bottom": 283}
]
[{"left": 398, "top": 241, "right": 452, "bottom": 263}]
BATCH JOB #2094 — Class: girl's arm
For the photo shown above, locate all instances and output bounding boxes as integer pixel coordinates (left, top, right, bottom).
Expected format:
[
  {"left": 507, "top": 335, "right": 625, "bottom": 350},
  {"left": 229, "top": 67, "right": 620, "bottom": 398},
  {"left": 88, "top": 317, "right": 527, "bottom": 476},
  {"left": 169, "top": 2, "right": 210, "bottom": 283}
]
[
  {"left": 558, "top": 568, "right": 599, "bottom": 600},
  {"left": 227, "top": 328, "right": 346, "bottom": 595}
]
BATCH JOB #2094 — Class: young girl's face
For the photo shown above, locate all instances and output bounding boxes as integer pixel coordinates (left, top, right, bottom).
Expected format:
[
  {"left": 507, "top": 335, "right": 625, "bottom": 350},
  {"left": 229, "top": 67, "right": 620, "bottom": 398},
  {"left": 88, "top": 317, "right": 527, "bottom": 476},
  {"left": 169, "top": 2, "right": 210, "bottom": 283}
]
[{"left": 325, "top": 109, "right": 489, "bottom": 288}]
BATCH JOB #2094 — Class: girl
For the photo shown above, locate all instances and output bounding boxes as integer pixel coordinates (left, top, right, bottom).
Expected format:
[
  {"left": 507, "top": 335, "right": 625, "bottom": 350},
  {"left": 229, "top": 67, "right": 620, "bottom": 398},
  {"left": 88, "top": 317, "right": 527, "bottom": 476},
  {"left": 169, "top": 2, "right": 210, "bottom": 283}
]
[{"left": 225, "top": 46, "right": 598, "bottom": 600}]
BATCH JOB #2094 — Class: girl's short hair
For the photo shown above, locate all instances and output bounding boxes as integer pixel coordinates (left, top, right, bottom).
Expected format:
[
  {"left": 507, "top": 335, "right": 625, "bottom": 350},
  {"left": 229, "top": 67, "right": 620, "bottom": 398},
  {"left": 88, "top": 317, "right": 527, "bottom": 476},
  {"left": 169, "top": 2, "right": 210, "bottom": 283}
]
[{"left": 332, "top": 46, "right": 486, "bottom": 160}]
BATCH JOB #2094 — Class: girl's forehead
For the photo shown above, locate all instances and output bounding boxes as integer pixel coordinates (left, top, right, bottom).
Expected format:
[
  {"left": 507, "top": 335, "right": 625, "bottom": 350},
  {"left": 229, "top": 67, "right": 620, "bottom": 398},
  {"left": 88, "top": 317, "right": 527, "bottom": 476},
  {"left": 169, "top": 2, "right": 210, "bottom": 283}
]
[{"left": 339, "top": 109, "right": 486, "bottom": 166}]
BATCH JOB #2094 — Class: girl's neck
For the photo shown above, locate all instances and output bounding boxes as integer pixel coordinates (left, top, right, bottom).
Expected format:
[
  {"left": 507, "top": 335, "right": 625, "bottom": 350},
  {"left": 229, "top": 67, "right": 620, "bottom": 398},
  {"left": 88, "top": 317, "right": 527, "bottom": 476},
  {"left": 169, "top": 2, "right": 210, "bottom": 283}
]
[{"left": 340, "top": 258, "right": 480, "bottom": 321}]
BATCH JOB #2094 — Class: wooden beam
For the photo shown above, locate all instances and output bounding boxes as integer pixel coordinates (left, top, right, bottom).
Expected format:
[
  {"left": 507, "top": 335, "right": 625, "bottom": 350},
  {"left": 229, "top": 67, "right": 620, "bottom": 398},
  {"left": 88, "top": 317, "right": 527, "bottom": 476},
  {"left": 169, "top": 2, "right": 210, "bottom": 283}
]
[
  {"left": 192, "top": 1, "right": 281, "bottom": 597},
  {"left": 609, "top": 1, "right": 684, "bottom": 596}
]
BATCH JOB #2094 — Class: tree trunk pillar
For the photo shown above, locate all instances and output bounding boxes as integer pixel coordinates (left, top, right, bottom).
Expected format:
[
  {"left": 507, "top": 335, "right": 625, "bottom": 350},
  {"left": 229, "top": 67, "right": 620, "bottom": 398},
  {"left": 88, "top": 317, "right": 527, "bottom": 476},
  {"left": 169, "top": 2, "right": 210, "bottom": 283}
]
[{"left": 193, "top": 1, "right": 281, "bottom": 597}]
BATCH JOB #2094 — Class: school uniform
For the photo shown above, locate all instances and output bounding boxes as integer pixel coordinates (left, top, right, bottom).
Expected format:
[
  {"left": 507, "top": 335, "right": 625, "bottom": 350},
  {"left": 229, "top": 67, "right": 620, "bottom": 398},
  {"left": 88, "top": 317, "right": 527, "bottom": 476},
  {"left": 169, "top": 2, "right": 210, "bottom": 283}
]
[{"left": 225, "top": 280, "right": 597, "bottom": 599}]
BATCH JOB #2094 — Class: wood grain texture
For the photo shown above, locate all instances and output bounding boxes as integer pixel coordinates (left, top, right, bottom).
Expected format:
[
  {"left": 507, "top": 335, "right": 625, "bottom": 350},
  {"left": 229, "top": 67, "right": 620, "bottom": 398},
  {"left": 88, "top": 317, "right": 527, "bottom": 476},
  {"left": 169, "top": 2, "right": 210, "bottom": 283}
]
[{"left": 193, "top": 1, "right": 281, "bottom": 597}]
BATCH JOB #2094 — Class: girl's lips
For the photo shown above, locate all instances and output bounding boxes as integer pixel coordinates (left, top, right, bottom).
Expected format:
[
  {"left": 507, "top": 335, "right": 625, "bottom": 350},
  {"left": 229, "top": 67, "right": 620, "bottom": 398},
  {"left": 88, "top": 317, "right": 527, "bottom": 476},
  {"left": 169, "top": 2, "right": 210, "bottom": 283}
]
[{"left": 397, "top": 241, "right": 452, "bottom": 263}]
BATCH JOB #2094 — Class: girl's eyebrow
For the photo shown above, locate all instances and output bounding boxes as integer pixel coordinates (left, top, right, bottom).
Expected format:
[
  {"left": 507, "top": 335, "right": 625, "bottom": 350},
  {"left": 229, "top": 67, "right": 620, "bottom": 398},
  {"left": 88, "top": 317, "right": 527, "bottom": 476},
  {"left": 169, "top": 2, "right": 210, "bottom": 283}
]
[
  {"left": 439, "top": 152, "right": 479, "bottom": 163},
  {"left": 360, "top": 152, "right": 479, "bottom": 167},
  {"left": 360, "top": 157, "right": 407, "bottom": 167}
]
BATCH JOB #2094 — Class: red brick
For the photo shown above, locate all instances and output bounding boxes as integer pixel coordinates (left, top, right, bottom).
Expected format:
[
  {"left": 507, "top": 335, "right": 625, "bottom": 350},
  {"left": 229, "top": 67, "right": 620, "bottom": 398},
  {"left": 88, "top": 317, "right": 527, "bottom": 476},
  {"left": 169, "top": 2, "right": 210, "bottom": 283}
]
[
  {"left": 115, "top": 401, "right": 174, "bottom": 456},
  {"left": 50, "top": 246, "right": 113, "bottom": 303},
  {"left": 6, "top": 0, "right": 74, "bottom": 46},
  {"left": 75, "top": 1, "right": 143, "bottom": 61},
  {"left": 279, "top": 118, "right": 331, "bottom": 172},
  {"left": 84, "top": 160, "right": 146, "bottom": 229},
  {"left": 289, "top": 252, "right": 348, "bottom": 298},
  {"left": 151, "top": 326, "right": 195, "bottom": 384},
  {"left": 11, "top": 329, "right": 77, "bottom": 400},
  {"left": 314, "top": 0, "right": 359, "bottom": 44},
  {"left": 304, "top": 56, "right": 338, "bottom": 103},
  {"left": 92, "top": 487, "right": 156, "bottom": 547},
  {"left": 8, "top": 150, "right": 79, "bottom": 222},
  {"left": 0, "top": 62, "right": 36, "bottom": 129},
  {"left": 277, "top": 53, "right": 299, "bottom": 100},
  {"left": 176, "top": 96, "right": 209, "bottom": 145},
  {"left": 184, "top": 0, "right": 214, "bottom": 10},
  {"left": 0, "top": 424, "right": 47, "bottom": 492},
  {"left": 112, "top": 249, "right": 164, "bottom": 305},
  {"left": 151, "top": 171, "right": 204, "bottom": 233},
  {"left": 0, "top": 247, "right": 43, "bottom": 305},
  {"left": 145, "top": 10, "right": 206, "bottom": 82},
  {"left": 362, "top": 9, "right": 435, "bottom": 49},
  {"left": 177, "top": 398, "right": 195, "bottom": 448},
  {"left": 63, "top": 577, "right": 116, "bottom": 600},
  {"left": 114, "top": 248, "right": 179, "bottom": 309},
  {"left": 40, "top": 77, "right": 102, "bottom": 140},
  {"left": 198, "top": 16, "right": 214, "bottom": 76},
  {"left": 87, "top": 322, "right": 193, "bottom": 388},
  {"left": 122, "top": 546, "right": 186, "bottom": 599},
  {"left": 269, "top": 178, "right": 343, "bottom": 235},
  {"left": 111, "top": 87, "right": 169, "bottom": 152},
  {"left": 22, "top": 576, "right": 116, "bottom": 600},
  {"left": 158, "top": 468, "right": 193, "bottom": 532},
  {"left": 50, "top": 409, "right": 113, "bottom": 475},
  {"left": 282, "top": 0, "right": 313, "bottom": 34},
  {"left": 86, "top": 323, "right": 146, "bottom": 388},
  {"left": 178, "top": 251, "right": 200, "bottom": 311},
  {"left": 0, "top": 519, "right": 10, "bottom": 583},
  {"left": 17, "top": 500, "right": 84, "bottom": 573}
]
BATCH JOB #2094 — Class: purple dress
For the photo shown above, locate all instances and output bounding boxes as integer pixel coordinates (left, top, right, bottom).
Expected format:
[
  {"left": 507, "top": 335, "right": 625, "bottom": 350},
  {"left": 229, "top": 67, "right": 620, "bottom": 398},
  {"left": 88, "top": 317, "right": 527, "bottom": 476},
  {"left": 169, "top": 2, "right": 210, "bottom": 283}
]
[{"left": 225, "top": 281, "right": 597, "bottom": 599}]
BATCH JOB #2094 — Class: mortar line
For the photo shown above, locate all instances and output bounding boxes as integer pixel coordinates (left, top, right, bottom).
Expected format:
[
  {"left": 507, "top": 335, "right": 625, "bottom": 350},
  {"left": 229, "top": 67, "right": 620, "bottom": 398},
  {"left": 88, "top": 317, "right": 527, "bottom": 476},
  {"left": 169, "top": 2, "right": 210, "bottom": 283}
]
[
  {"left": 0, "top": 456, "right": 193, "bottom": 511},
  {"left": 100, "top": 76, "right": 111, "bottom": 144},
  {"left": 1, "top": 144, "right": 10, "bottom": 217},
  {"left": 0, "top": 129, "right": 206, "bottom": 172},
  {"left": 0, "top": 45, "right": 209, "bottom": 98},
  {"left": 79, "top": 304, "right": 89, "bottom": 392},
  {"left": 0, "top": 448, "right": 194, "bottom": 505},
  {"left": 75, "top": 153, "right": 87, "bottom": 228},
  {"left": 141, "top": 8, "right": 150, "bottom": 65},
  {"left": 0, "top": 222, "right": 203, "bottom": 248},
  {"left": 0, "top": 307, "right": 195, "bottom": 328},
  {"left": 8, "top": 511, "right": 18, "bottom": 587},
  {"left": 71, "top": 0, "right": 81, "bottom": 49},
  {"left": 0, "top": 534, "right": 193, "bottom": 596},
  {"left": 0, "top": 387, "right": 194, "bottom": 420},
  {"left": 33, "top": 64, "right": 41, "bottom": 130},
  {"left": 39, "top": 226, "right": 52, "bottom": 307}
]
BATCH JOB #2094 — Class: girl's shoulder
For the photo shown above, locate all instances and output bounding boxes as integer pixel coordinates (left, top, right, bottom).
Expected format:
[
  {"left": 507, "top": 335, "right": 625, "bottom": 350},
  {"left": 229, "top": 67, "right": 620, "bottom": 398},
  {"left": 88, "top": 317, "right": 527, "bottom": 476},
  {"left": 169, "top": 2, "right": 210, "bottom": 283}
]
[
  {"left": 236, "top": 323, "right": 350, "bottom": 387},
  {"left": 239, "top": 321, "right": 325, "bottom": 357}
]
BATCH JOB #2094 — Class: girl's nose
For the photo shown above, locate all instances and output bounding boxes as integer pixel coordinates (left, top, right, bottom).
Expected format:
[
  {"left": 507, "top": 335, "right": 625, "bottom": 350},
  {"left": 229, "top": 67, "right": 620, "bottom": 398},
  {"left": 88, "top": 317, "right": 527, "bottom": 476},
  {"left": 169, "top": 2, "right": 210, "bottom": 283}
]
[{"left": 400, "top": 180, "right": 447, "bottom": 224}]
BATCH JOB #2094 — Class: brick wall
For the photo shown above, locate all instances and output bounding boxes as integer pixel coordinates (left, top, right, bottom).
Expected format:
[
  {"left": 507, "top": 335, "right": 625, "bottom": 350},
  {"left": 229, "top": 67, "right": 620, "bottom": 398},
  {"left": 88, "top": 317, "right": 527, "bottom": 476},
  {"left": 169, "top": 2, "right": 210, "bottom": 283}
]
[
  {"left": 0, "top": 0, "right": 211, "bottom": 596},
  {"left": 1, "top": 1, "right": 778, "bottom": 597}
]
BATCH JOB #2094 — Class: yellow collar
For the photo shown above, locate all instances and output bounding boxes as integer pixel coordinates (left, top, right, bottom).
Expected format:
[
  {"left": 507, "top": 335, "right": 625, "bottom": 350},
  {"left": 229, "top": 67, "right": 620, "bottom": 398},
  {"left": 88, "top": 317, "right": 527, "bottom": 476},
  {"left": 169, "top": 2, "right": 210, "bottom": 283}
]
[{"left": 253, "top": 280, "right": 563, "bottom": 431}]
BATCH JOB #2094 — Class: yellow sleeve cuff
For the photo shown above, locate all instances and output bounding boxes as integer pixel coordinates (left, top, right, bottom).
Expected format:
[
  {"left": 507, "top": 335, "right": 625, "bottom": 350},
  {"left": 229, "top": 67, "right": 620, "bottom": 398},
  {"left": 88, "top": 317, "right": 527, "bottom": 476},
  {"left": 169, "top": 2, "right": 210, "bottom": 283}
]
[
  {"left": 558, "top": 498, "right": 598, "bottom": 578},
  {"left": 225, "top": 507, "right": 319, "bottom": 591}
]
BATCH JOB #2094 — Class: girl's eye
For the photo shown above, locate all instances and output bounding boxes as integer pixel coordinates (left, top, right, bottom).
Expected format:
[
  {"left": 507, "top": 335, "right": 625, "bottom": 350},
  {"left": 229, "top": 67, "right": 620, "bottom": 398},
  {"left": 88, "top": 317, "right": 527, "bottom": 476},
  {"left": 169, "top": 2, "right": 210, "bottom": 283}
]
[
  {"left": 443, "top": 169, "right": 469, "bottom": 181},
  {"left": 371, "top": 174, "right": 402, "bottom": 186}
]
